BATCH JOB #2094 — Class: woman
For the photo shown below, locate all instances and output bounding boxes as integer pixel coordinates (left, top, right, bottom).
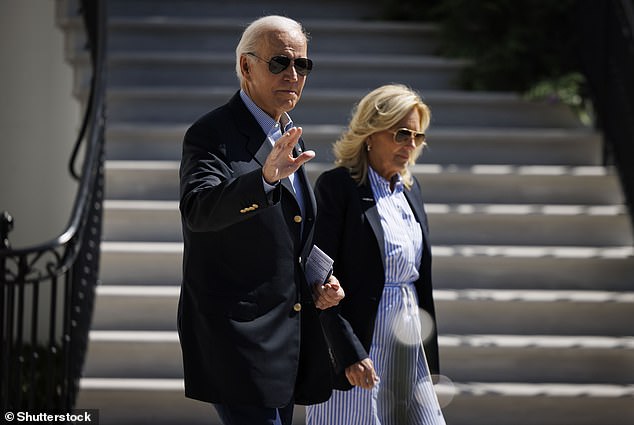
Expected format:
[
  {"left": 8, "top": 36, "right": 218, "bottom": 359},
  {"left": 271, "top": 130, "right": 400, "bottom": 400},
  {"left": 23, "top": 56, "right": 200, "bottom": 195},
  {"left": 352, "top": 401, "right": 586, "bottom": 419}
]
[{"left": 306, "top": 84, "right": 446, "bottom": 425}]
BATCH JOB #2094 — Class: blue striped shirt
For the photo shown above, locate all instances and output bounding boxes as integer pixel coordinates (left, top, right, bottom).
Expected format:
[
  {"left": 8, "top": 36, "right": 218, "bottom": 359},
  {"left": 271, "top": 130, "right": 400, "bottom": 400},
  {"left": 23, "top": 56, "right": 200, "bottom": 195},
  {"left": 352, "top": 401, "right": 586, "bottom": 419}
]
[{"left": 368, "top": 167, "right": 422, "bottom": 285}]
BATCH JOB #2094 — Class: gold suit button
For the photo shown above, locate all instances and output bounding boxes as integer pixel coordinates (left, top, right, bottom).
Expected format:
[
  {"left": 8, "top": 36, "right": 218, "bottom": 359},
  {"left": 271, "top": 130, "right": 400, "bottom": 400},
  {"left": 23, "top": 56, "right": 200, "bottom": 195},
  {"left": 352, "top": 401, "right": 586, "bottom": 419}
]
[
  {"left": 293, "top": 215, "right": 302, "bottom": 223},
  {"left": 293, "top": 303, "right": 302, "bottom": 312}
]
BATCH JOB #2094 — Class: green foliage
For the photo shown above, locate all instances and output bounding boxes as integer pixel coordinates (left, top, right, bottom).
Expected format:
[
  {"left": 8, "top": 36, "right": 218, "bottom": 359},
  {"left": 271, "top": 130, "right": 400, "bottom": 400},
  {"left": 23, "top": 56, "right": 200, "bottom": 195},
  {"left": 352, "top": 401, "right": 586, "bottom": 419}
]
[
  {"left": 524, "top": 72, "right": 594, "bottom": 126},
  {"left": 377, "top": 0, "right": 592, "bottom": 122},
  {"left": 375, "top": 0, "right": 443, "bottom": 21},
  {"left": 431, "top": 0, "right": 581, "bottom": 91}
]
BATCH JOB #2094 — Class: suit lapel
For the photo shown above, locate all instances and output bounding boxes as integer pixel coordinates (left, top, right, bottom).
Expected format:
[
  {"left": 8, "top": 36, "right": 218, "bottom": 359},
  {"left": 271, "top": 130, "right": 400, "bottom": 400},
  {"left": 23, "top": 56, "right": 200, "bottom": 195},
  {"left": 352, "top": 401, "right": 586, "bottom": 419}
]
[
  {"left": 249, "top": 133, "right": 272, "bottom": 168},
  {"left": 229, "top": 91, "right": 271, "bottom": 168},
  {"left": 294, "top": 140, "right": 316, "bottom": 270},
  {"left": 295, "top": 139, "right": 316, "bottom": 214},
  {"left": 358, "top": 183, "right": 387, "bottom": 268},
  {"left": 295, "top": 139, "right": 316, "bottom": 250},
  {"left": 404, "top": 185, "right": 431, "bottom": 253}
]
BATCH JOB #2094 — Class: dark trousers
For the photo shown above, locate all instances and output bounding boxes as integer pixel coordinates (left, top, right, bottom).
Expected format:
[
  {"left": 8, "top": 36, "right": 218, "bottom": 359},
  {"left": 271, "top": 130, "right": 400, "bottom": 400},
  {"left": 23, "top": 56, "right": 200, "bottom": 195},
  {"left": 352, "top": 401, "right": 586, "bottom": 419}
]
[{"left": 213, "top": 402, "right": 294, "bottom": 425}]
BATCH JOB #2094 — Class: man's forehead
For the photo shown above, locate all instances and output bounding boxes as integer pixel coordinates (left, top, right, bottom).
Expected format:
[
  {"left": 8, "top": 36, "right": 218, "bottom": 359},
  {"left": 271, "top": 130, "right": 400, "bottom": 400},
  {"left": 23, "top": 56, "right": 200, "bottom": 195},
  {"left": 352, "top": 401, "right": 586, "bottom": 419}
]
[{"left": 260, "top": 30, "right": 306, "bottom": 51}]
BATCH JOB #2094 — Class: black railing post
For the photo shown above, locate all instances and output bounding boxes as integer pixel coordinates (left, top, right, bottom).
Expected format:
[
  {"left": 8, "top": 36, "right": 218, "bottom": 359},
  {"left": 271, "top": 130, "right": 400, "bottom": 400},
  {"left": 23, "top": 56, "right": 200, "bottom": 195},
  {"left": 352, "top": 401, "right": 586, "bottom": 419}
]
[
  {"left": 0, "top": 211, "right": 12, "bottom": 412},
  {"left": 1, "top": 211, "right": 13, "bottom": 250}
]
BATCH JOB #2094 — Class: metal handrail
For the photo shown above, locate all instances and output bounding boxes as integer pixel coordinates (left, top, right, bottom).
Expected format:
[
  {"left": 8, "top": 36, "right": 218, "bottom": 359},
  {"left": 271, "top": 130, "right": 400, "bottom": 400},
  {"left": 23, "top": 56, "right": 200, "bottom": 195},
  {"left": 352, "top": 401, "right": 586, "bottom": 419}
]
[{"left": 0, "top": 0, "right": 107, "bottom": 412}]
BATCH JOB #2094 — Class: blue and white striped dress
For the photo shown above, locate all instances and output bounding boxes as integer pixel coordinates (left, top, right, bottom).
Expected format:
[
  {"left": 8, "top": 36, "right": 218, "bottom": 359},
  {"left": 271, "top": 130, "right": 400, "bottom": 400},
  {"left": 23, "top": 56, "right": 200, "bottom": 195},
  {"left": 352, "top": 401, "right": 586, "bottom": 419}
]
[{"left": 306, "top": 167, "right": 446, "bottom": 425}]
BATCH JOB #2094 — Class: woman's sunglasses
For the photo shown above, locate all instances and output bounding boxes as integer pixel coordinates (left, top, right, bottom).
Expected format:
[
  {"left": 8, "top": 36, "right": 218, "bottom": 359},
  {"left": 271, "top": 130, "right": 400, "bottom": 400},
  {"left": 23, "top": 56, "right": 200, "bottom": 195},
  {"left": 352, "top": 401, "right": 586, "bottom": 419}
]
[
  {"left": 246, "top": 52, "right": 313, "bottom": 76},
  {"left": 389, "top": 128, "right": 426, "bottom": 146}
]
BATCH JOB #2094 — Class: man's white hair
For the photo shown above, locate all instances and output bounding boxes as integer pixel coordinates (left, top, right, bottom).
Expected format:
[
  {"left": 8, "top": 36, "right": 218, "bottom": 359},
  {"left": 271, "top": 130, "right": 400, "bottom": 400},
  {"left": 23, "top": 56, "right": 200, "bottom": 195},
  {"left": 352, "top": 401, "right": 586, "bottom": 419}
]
[{"left": 235, "top": 15, "right": 309, "bottom": 85}]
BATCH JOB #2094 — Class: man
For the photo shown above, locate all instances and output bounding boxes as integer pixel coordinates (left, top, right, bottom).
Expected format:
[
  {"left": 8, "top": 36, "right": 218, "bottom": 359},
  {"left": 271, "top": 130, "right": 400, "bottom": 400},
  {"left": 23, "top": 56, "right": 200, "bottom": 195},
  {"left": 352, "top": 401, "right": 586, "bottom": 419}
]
[{"left": 178, "top": 15, "right": 344, "bottom": 425}]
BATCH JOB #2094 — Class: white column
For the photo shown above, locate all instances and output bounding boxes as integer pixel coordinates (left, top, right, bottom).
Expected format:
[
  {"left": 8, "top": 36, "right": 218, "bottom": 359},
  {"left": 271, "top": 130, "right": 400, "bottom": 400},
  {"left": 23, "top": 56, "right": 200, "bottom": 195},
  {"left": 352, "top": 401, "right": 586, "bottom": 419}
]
[{"left": 0, "top": 0, "right": 81, "bottom": 248}]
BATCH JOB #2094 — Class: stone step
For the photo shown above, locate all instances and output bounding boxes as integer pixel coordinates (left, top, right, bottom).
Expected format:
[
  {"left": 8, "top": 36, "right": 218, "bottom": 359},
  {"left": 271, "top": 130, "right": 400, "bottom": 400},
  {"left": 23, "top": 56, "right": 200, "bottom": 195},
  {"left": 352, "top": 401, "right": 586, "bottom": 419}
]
[
  {"left": 106, "top": 87, "right": 586, "bottom": 128},
  {"left": 58, "top": 17, "right": 438, "bottom": 61},
  {"left": 99, "top": 242, "right": 634, "bottom": 290},
  {"left": 103, "top": 200, "right": 181, "bottom": 242},
  {"left": 105, "top": 123, "right": 603, "bottom": 165},
  {"left": 73, "top": 52, "right": 467, "bottom": 94},
  {"left": 76, "top": 378, "right": 219, "bottom": 425},
  {"left": 103, "top": 52, "right": 466, "bottom": 91},
  {"left": 106, "top": 0, "right": 384, "bottom": 20},
  {"left": 427, "top": 203, "right": 632, "bottom": 246},
  {"left": 64, "top": 17, "right": 442, "bottom": 88},
  {"left": 91, "top": 285, "right": 634, "bottom": 335},
  {"left": 100, "top": 242, "right": 182, "bottom": 285},
  {"left": 441, "top": 334, "right": 634, "bottom": 384},
  {"left": 106, "top": 19, "right": 439, "bottom": 56},
  {"left": 93, "top": 285, "right": 180, "bottom": 330},
  {"left": 442, "top": 382, "right": 634, "bottom": 425},
  {"left": 75, "top": 378, "right": 634, "bottom": 425},
  {"left": 302, "top": 163, "right": 623, "bottom": 205},
  {"left": 102, "top": 200, "right": 633, "bottom": 246},
  {"left": 432, "top": 245, "right": 634, "bottom": 291},
  {"left": 104, "top": 161, "right": 624, "bottom": 205},
  {"left": 83, "top": 330, "right": 634, "bottom": 384},
  {"left": 435, "top": 289, "right": 634, "bottom": 336}
]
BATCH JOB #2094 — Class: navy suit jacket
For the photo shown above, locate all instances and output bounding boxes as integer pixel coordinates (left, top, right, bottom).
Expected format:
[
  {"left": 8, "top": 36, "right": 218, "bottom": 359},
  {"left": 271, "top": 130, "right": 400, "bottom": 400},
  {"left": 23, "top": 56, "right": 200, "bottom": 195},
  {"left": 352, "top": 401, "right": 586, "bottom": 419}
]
[
  {"left": 178, "top": 91, "right": 332, "bottom": 406},
  {"left": 313, "top": 166, "right": 440, "bottom": 390}
]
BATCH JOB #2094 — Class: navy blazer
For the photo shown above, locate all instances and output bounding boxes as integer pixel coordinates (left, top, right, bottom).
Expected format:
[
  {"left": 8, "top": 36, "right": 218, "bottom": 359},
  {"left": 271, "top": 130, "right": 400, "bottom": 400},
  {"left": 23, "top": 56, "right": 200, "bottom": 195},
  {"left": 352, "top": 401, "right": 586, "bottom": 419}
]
[
  {"left": 313, "top": 166, "right": 440, "bottom": 390},
  {"left": 178, "top": 91, "right": 332, "bottom": 406}
]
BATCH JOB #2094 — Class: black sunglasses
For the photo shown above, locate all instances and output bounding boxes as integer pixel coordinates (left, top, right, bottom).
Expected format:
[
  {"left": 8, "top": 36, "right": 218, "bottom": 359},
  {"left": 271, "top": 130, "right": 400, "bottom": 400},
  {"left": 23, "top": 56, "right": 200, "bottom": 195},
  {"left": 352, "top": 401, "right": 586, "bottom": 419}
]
[
  {"left": 246, "top": 52, "right": 313, "bottom": 76},
  {"left": 389, "top": 128, "right": 426, "bottom": 146}
]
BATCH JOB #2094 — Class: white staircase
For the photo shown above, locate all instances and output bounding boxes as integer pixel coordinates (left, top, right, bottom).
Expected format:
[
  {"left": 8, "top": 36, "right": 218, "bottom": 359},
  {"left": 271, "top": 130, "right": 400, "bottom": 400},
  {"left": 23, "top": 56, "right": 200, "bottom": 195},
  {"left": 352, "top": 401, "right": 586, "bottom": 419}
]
[{"left": 58, "top": 0, "right": 634, "bottom": 424}]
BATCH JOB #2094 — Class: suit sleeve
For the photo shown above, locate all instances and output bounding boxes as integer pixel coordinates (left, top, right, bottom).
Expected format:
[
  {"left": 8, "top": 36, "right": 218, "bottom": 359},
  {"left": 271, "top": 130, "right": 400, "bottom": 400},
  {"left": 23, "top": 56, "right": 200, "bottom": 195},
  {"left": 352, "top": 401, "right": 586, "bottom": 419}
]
[
  {"left": 314, "top": 171, "right": 368, "bottom": 376},
  {"left": 411, "top": 178, "right": 441, "bottom": 377},
  {"left": 179, "top": 121, "right": 280, "bottom": 233}
]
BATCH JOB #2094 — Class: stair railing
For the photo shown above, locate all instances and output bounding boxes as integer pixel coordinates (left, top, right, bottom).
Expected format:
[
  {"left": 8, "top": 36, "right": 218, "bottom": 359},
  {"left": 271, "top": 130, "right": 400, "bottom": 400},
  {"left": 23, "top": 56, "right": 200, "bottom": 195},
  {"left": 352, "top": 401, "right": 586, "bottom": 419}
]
[
  {"left": 0, "top": 0, "right": 107, "bottom": 413},
  {"left": 575, "top": 0, "right": 634, "bottom": 233}
]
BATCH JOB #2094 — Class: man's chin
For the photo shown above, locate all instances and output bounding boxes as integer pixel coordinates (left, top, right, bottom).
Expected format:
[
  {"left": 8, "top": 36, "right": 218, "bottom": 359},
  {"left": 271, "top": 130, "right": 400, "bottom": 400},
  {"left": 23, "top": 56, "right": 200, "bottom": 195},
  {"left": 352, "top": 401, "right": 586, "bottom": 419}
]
[{"left": 279, "top": 99, "right": 299, "bottom": 112}]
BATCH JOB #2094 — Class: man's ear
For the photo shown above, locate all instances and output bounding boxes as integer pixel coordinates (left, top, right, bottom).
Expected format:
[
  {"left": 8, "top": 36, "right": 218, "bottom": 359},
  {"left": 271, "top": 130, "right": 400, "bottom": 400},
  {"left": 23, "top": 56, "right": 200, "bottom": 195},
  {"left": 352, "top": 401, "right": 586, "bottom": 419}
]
[{"left": 240, "top": 56, "right": 250, "bottom": 78}]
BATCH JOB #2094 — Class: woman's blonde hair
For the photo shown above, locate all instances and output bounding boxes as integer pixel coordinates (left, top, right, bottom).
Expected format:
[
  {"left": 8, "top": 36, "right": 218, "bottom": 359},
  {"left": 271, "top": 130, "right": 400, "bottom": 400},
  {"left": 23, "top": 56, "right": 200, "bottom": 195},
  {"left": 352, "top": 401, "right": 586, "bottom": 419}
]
[{"left": 333, "top": 84, "right": 431, "bottom": 188}]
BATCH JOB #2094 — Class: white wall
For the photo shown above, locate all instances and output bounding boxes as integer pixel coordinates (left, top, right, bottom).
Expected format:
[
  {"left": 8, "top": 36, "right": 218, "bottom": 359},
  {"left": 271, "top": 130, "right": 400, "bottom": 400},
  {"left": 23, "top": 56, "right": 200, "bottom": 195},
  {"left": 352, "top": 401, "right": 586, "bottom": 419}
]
[{"left": 0, "top": 0, "right": 81, "bottom": 248}]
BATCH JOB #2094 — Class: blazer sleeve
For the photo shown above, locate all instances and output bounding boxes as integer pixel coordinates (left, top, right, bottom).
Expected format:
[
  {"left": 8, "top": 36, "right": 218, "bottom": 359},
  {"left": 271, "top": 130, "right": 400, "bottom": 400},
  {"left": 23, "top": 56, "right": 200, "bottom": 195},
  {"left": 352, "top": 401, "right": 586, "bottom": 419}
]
[
  {"left": 179, "top": 117, "right": 280, "bottom": 233},
  {"left": 314, "top": 170, "right": 369, "bottom": 377},
  {"left": 410, "top": 177, "right": 441, "bottom": 377}
]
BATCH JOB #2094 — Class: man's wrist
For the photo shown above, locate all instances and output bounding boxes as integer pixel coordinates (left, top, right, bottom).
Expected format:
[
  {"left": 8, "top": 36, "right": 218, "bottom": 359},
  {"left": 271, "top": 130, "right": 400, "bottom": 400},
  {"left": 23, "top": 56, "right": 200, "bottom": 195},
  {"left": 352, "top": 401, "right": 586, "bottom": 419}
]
[
  {"left": 262, "top": 173, "right": 279, "bottom": 193},
  {"left": 262, "top": 167, "right": 280, "bottom": 184}
]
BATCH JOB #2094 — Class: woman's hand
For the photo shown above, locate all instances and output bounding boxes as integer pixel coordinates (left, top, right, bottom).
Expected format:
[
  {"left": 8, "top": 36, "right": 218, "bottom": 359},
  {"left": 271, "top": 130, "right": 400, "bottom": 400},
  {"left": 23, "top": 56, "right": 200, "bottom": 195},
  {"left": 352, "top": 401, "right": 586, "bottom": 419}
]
[{"left": 345, "top": 358, "right": 379, "bottom": 390}]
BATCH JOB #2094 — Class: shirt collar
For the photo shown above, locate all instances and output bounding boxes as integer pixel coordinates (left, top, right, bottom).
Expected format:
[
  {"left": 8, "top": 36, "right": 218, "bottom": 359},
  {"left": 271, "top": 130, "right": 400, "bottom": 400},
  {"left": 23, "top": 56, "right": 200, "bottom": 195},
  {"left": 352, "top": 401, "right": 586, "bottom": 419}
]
[
  {"left": 240, "top": 89, "right": 293, "bottom": 137},
  {"left": 368, "top": 166, "right": 404, "bottom": 197}
]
